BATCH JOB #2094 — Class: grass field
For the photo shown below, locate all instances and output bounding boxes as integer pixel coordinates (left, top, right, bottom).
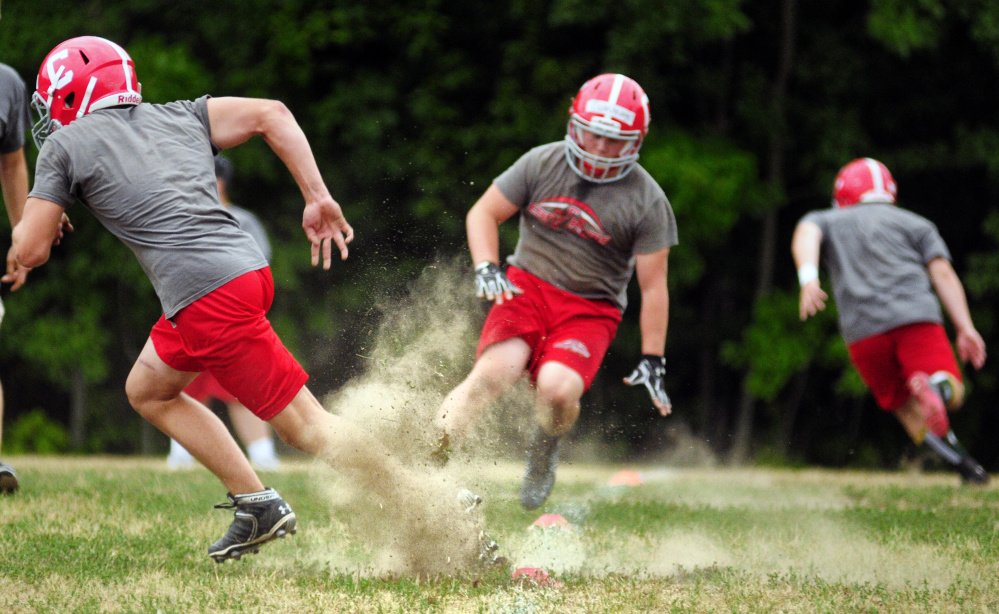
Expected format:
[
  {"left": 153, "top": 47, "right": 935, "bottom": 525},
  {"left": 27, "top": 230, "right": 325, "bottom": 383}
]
[{"left": 1, "top": 455, "right": 997, "bottom": 613}]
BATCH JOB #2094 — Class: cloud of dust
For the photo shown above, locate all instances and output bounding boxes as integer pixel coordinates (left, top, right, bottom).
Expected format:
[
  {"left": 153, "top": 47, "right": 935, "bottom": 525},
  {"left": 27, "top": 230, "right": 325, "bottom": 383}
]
[
  {"left": 325, "top": 257, "right": 534, "bottom": 464},
  {"left": 314, "top": 259, "right": 533, "bottom": 576}
]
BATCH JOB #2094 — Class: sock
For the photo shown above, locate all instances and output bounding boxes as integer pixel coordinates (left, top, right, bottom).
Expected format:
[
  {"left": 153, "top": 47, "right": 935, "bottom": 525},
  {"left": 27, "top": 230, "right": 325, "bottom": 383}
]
[
  {"left": 167, "top": 439, "right": 195, "bottom": 463},
  {"left": 247, "top": 438, "right": 279, "bottom": 467}
]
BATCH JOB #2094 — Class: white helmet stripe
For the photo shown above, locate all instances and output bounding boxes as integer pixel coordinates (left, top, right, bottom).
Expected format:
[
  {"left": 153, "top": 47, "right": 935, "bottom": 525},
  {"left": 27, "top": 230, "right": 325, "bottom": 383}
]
[
  {"left": 100, "top": 37, "right": 137, "bottom": 93},
  {"left": 605, "top": 74, "right": 626, "bottom": 114},
  {"left": 863, "top": 158, "right": 884, "bottom": 193},
  {"left": 77, "top": 77, "right": 98, "bottom": 119}
]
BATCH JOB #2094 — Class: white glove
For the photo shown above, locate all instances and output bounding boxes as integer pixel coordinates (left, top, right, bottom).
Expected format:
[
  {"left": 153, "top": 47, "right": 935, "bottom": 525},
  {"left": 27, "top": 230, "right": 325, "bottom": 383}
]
[
  {"left": 624, "top": 355, "right": 672, "bottom": 415},
  {"left": 474, "top": 262, "right": 522, "bottom": 304}
]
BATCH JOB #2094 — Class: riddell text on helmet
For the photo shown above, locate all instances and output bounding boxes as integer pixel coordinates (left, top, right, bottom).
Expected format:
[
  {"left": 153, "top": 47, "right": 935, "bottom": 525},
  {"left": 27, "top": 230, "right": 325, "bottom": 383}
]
[{"left": 117, "top": 93, "right": 141, "bottom": 105}]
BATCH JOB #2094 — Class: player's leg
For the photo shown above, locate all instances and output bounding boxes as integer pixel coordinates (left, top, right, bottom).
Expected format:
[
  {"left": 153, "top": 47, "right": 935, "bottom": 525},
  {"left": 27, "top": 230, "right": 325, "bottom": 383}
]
[
  {"left": 852, "top": 324, "right": 988, "bottom": 484},
  {"left": 166, "top": 372, "right": 222, "bottom": 468},
  {"left": 130, "top": 343, "right": 296, "bottom": 560},
  {"left": 437, "top": 337, "right": 532, "bottom": 439},
  {"left": 126, "top": 337, "right": 264, "bottom": 495},
  {"left": 431, "top": 337, "right": 532, "bottom": 465},
  {"left": 896, "top": 323, "right": 988, "bottom": 484},
  {"left": 138, "top": 353, "right": 295, "bottom": 564},
  {"left": 0, "top": 377, "right": 18, "bottom": 494},
  {"left": 519, "top": 310, "right": 617, "bottom": 510},
  {"left": 519, "top": 362, "right": 585, "bottom": 510},
  {"left": 271, "top": 386, "right": 501, "bottom": 565},
  {"left": 228, "top": 402, "right": 279, "bottom": 470},
  {"left": 269, "top": 386, "right": 416, "bottom": 497},
  {"left": 534, "top": 362, "right": 585, "bottom": 436}
]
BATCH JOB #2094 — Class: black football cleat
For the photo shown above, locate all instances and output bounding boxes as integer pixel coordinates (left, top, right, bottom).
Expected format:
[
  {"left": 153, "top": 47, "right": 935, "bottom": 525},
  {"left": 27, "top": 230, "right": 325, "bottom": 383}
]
[
  {"left": 208, "top": 488, "right": 296, "bottom": 562},
  {"left": 519, "top": 431, "right": 561, "bottom": 510}
]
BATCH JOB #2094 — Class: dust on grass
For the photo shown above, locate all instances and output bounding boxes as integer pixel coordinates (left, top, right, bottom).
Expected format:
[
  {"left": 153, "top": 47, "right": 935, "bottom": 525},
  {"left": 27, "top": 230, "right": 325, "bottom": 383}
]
[
  {"left": 489, "top": 465, "right": 975, "bottom": 589},
  {"left": 313, "top": 260, "right": 536, "bottom": 576}
]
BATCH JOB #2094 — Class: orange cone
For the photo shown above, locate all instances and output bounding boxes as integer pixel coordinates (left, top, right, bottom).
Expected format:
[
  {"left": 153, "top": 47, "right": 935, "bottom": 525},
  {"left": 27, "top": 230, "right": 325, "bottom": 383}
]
[
  {"left": 512, "top": 567, "right": 564, "bottom": 589},
  {"left": 532, "top": 513, "right": 570, "bottom": 528},
  {"left": 609, "top": 469, "right": 643, "bottom": 487}
]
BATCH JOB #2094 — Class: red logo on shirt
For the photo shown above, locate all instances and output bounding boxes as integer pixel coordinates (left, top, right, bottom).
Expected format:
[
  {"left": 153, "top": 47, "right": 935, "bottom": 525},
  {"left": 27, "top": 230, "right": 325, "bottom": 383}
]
[{"left": 527, "top": 197, "right": 611, "bottom": 245}]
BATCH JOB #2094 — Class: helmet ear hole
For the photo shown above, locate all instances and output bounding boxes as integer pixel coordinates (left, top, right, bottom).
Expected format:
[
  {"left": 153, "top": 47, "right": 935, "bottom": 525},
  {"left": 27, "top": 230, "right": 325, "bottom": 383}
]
[{"left": 64, "top": 92, "right": 75, "bottom": 109}]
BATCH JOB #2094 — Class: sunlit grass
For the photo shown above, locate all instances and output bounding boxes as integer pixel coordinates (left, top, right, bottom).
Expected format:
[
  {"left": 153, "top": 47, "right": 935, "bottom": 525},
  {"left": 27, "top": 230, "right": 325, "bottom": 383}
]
[{"left": 2, "top": 456, "right": 997, "bottom": 613}]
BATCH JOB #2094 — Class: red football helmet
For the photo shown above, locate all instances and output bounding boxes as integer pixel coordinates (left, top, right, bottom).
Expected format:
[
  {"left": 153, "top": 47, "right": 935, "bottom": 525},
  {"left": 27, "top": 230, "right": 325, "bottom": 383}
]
[
  {"left": 565, "top": 73, "right": 650, "bottom": 183},
  {"left": 831, "top": 158, "right": 897, "bottom": 208},
  {"left": 31, "top": 36, "right": 141, "bottom": 149}
]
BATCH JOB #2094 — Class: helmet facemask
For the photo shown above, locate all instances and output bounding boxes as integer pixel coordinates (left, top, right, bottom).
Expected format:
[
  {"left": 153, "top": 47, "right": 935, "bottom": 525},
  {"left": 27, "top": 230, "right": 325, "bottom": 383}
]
[
  {"left": 30, "top": 90, "right": 61, "bottom": 150},
  {"left": 565, "top": 116, "right": 642, "bottom": 183}
]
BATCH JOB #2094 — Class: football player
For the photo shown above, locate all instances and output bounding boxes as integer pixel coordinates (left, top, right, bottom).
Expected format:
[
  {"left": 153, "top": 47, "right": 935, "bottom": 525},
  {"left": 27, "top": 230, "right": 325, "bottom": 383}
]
[
  {"left": 0, "top": 60, "right": 33, "bottom": 493},
  {"left": 793, "top": 158, "right": 989, "bottom": 484},
  {"left": 14, "top": 36, "right": 487, "bottom": 564},
  {"left": 433, "top": 73, "right": 678, "bottom": 510}
]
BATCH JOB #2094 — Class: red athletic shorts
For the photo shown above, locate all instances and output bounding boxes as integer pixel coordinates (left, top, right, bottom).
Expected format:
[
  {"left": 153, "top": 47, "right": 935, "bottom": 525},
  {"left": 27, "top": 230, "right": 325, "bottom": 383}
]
[
  {"left": 183, "top": 372, "right": 237, "bottom": 405},
  {"left": 477, "top": 266, "right": 622, "bottom": 389},
  {"left": 848, "top": 322, "right": 961, "bottom": 411},
  {"left": 149, "top": 268, "right": 308, "bottom": 420}
]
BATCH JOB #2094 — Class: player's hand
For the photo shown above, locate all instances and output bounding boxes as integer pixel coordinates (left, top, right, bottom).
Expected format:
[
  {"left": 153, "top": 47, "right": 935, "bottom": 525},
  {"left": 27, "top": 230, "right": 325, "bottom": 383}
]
[
  {"left": 303, "top": 195, "right": 353, "bottom": 269},
  {"left": 957, "top": 326, "right": 987, "bottom": 370},
  {"left": 2, "top": 244, "right": 30, "bottom": 291},
  {"left": 624, "top": 355, "right": 672, "bottom": 416},
  {"left": 53, "top": 213, "right": 74, "bottom": 246},
  {"left": 475, "top": 262, "right": 522, "bottom": 304},
  {"left": 798, "top": 280, "right": 828, "bottom": 321}
]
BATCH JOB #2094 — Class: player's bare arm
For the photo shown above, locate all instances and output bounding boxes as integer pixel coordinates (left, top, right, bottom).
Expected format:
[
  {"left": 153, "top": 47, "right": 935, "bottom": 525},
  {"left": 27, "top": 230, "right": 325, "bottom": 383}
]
[
  {"left": 624, "top": 248, "right": 672, "bottom": 416},
  {"left": 12, "top": 197, "right": 68, "bottom": 269},
  {"left": 1, "top": 149, "right": 31, "bottom": 290},
  {"left": 927, "top": 257, "right": 987, "bottom": 369},
  {"left": 467, "top": 184, "right": 522, "bottom": 303},
  {"left": 635, "top": 248, "right": 669, "bottom": 356},
  {"left": 205, "top": 97, "right": 352, "bottom": 269},
  {"left": 791, "top": 220, "right": 828, "bottom": 320}
]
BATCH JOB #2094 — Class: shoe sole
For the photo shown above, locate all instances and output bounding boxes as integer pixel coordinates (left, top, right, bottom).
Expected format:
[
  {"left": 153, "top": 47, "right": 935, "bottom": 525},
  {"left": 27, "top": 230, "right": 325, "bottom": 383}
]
[
  {"left": 907, "top": 373, "right": 948, "bottom": 438},
  {"left": 0, "top": 471, "right": 19, "bottom": 494},
  {"left": 209, "top": 513, "right": 297, "bottom": 563}
]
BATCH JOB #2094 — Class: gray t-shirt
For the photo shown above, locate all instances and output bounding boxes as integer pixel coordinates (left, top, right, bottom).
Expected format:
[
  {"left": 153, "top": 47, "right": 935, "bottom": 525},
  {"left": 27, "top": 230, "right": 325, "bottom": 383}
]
[
  {"left": 496, "top": 141, "right": 678, "bottom": 311},
  {"left": 229, "top": 204, "right": 272, "bottom": 262},
  {"left": 0, "top": 63, "right": 29, "bottom": 155},
  {"left": 29, "top": 96, "right": 266, "bottom": 318},
  {"left": 802, "top": 203, "right": 950, "bottom": 343}
]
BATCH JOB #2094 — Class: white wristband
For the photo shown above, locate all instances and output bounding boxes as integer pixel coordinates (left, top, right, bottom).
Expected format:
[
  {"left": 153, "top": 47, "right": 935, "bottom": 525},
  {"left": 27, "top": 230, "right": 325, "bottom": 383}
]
[{"left": 797, "top": 263, "right": 818, "bottom": 287}]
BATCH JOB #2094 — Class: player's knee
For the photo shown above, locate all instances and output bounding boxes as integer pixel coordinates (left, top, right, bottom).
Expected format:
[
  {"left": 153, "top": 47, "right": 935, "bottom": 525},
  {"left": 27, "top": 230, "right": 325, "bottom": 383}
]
[
  {"left": 124, "top": 373, "right": 152, "bottom": 414},
  {"left": 463, "top": 371, "right": 511, "bottom": 403},
  {"left": 268, "top": 399, "right": 326, "bottom": 454},
  {"left": 536, "top": 380, "right": 580, "bottom": 413}
]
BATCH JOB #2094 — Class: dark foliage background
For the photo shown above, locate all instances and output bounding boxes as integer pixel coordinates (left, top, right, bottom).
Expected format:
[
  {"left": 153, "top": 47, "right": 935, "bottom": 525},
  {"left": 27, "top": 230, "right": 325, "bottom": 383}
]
[{"left": 2, "top": 0, "right": 998, "bottom": 469}]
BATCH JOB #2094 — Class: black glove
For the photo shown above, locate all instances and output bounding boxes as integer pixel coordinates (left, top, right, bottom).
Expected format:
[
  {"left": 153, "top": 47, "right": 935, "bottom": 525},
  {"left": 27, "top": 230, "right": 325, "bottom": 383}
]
[
  {"left": 474, "top": 262, "right": 522, "bottom": 303},
  {"left": 624, "top": 355, "right": 671, "bottom": 413}
]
